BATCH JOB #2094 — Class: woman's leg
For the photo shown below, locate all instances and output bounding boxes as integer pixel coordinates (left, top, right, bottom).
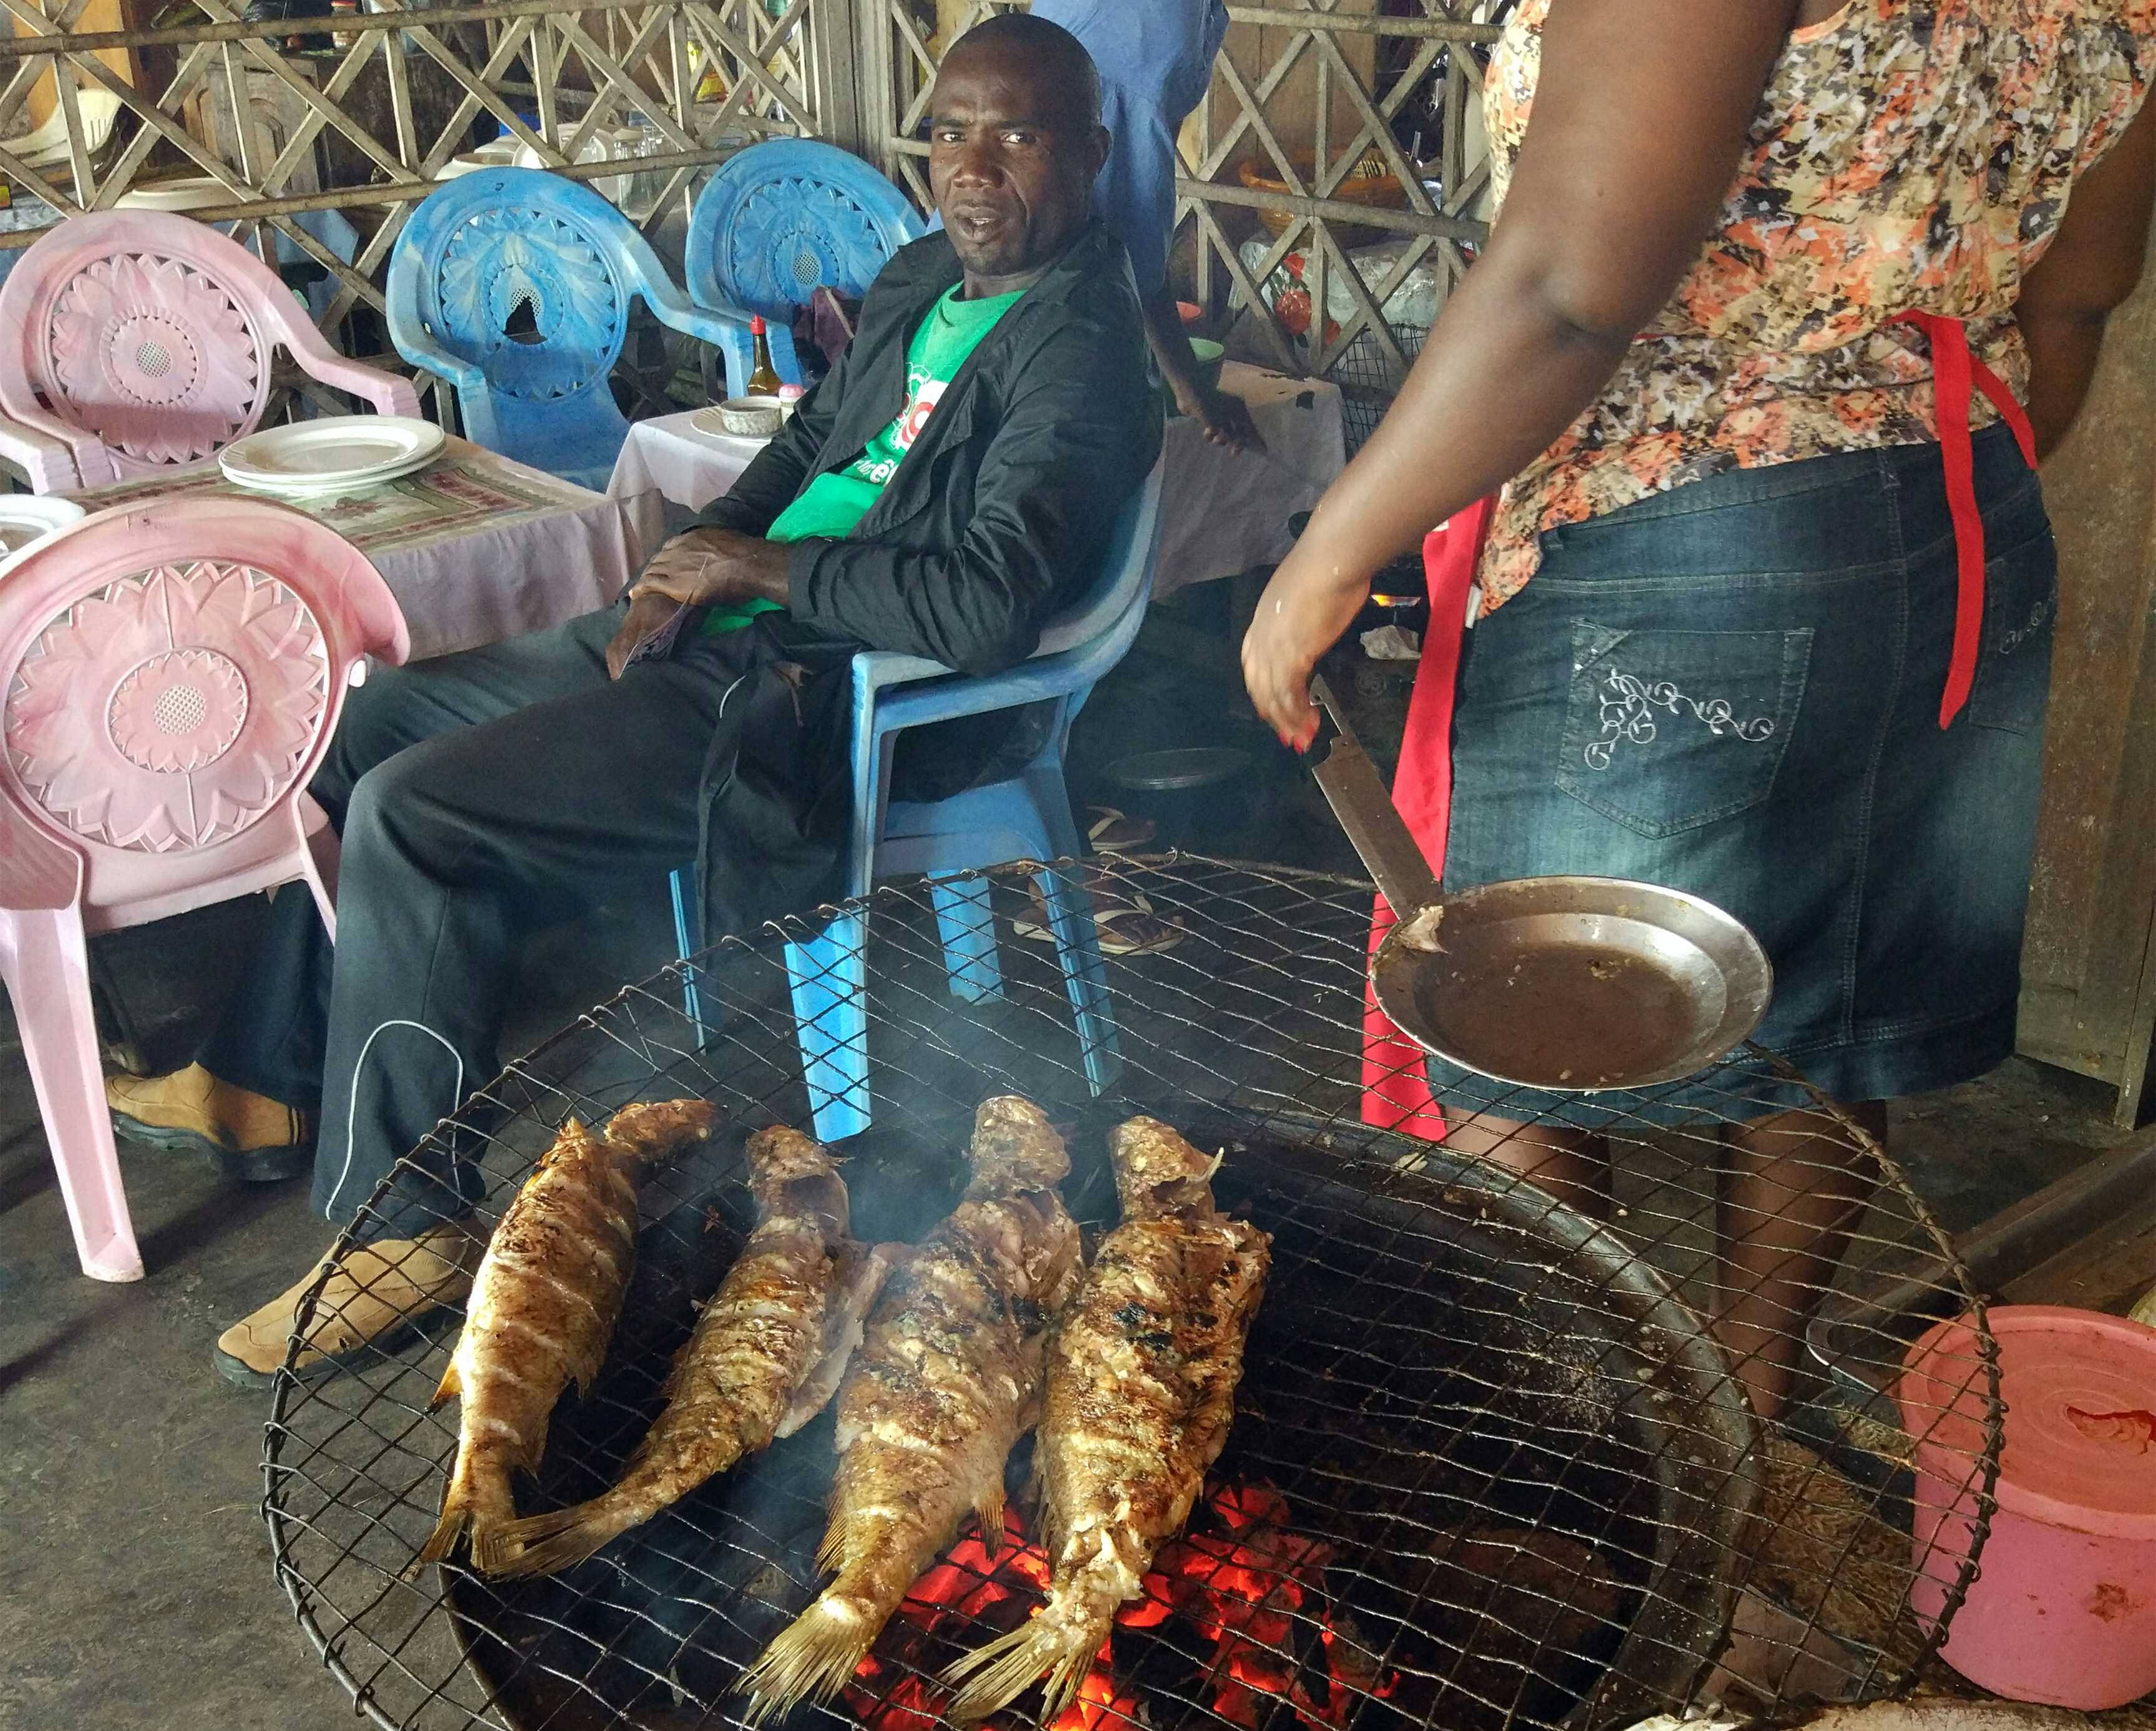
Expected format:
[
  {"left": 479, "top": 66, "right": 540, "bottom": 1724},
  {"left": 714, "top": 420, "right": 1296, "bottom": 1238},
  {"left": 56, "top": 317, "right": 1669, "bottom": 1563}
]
[
  {"left": 1714, "top": 1099, "right": 1884, "bottom": 1421},
  {"left": 1440, "top": 1108, "right": 1613, "bottom": 1217}
]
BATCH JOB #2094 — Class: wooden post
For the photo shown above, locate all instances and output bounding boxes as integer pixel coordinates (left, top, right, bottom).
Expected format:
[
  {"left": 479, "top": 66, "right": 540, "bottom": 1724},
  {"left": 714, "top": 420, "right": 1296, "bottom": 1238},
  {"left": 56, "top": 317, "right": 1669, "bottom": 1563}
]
[{"left": 2016, "top": 213, "right": 2156, "bottom": 1126}]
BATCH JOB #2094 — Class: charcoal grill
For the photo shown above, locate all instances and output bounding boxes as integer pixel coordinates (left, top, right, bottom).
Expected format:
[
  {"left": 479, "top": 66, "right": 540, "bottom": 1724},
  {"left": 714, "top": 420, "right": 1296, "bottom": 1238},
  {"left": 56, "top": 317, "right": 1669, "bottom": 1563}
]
[{"left": 263, "top": 856, "right": 2002, "bottom": 1731}]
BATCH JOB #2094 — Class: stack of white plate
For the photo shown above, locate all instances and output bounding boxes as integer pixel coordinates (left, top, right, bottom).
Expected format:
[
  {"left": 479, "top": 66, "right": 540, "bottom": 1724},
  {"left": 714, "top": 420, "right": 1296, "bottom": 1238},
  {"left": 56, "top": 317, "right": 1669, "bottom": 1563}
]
[
  {"left": 115, "top": 177, "right": 230, "bottom": 213},
  {"left": 436, "top": 139, "right": 521, "bottom": 181},
  {"left": 0, "top": 495, "right": 86, "bottom": 575},
  {"left": 218, "top": 416, "right": 447, "bottom": 497}
]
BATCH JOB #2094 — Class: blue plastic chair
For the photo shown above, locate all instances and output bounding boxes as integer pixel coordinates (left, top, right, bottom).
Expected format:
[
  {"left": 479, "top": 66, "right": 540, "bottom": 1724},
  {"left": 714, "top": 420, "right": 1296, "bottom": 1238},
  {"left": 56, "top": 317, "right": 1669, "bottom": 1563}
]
[
  {"left": 385, "top": 167, "right": 749, "bottom": 490},
  {"left": 685, "top": 139, "right": 926, "bottom": 392},
  {"left": 673, "top": 466, "right": 1166, "bottom": 1142}
]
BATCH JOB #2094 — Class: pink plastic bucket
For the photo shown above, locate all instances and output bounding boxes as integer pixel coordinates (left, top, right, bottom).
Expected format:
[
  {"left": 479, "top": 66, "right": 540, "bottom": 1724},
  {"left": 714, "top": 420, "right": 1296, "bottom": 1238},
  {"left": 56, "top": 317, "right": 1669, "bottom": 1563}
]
[{"left": 1898, "top": 1304, "right": 2156, "bottom": 1709}]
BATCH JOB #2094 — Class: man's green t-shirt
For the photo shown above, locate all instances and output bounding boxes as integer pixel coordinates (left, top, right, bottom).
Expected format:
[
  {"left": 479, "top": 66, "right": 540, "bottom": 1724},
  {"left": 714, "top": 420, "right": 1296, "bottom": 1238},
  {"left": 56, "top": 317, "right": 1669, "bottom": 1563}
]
[{"left": 700, "top": 283, "right": 1025, "bottom": 635}]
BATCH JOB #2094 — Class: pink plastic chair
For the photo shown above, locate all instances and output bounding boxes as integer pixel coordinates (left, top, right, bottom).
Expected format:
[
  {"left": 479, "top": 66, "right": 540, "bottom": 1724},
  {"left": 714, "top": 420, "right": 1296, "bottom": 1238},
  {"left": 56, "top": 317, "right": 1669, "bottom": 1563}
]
[
  {"left": 0, "top": 210, "right": 422, "bottom": 492},
  {"left": 0, "top": 496, "right": 408, "bottom": 1280}
]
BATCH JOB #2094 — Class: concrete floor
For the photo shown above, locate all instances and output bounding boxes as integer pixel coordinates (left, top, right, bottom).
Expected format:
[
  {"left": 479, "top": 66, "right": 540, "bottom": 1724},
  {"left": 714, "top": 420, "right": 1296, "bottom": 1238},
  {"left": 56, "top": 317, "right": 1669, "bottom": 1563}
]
[{"left": 3, "top": 633, "right": 2151, "bottom": 1730}]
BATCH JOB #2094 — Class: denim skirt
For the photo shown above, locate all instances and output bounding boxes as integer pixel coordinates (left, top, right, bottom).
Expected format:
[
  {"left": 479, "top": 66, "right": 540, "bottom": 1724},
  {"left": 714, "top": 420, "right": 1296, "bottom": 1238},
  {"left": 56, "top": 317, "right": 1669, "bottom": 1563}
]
[{"left": 1432, "top": 425, "right": 2056, "bottom": 1124}]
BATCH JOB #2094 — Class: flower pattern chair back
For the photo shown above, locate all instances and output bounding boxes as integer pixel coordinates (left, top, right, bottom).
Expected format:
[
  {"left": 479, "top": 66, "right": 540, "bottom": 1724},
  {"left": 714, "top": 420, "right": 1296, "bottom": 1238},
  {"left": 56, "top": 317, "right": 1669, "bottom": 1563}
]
[
  {"left": 0, "top": 210, "right": 422, "bottom": 492},
  {"left": 686, "top": 139, "right": 926, "bottom": 390},
  {"left": 386, "top": 167, "right": 749, "bottom": 490},
  {"left": 0, "top": 496, "right": 409, "bottom": 1283}
]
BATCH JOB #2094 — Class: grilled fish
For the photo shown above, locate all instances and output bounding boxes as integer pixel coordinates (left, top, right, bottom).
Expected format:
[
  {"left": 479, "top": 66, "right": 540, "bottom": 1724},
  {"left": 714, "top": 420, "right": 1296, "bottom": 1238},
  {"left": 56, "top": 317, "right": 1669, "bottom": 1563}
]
[
  {"left": 478, "top": 1127, "right": 890, "bottom": 1578},
  {"left": 739, "top": 1096, "right": 1084, "bottom": 1721},
  {"left": 415, "top": 1098, "right": 719, "bottom": 1568},
  {"left": 944, "top": 1115, "right": 1270, "bottom": 1722}
]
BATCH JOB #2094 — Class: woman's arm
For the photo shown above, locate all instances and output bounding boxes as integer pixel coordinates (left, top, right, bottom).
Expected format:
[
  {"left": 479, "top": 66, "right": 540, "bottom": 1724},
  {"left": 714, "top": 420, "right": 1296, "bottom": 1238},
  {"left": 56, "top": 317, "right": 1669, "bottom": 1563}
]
[
  {"left": 1241, "top": 0, "right": 1798, "bottom": 744},
  {"left": 2016, "top": 94, "right": 2156, "bottom": 461}
]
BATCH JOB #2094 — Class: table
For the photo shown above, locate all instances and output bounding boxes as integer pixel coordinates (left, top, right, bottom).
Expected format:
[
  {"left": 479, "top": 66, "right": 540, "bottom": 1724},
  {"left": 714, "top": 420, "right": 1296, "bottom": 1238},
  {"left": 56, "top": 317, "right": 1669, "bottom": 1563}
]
[
  {"left": 72, "top": 439, "right": 645, "bottom": 662},
  {"left": 606, "top": 361, "right": 1346, "bottom": 599}
]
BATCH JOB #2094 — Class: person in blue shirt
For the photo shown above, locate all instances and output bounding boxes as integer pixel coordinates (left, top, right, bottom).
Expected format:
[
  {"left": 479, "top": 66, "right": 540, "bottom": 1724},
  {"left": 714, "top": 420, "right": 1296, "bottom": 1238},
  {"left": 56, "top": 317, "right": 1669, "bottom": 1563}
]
[{"left": 1028, "top": 0, "right": 1263, "bottom": 452}]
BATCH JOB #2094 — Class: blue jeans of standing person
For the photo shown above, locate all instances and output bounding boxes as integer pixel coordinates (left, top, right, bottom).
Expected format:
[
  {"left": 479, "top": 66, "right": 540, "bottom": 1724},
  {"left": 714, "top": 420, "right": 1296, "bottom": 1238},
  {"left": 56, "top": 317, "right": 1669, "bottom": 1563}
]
[{"left": 1434, "top": 424, "right": 2056, "bottom": 1127}]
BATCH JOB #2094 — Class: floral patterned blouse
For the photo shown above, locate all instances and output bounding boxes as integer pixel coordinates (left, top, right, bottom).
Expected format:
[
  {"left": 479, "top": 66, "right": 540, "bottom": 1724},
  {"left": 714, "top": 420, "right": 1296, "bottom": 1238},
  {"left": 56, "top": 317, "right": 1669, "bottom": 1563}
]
[{"left": 1477, "top": 0, "right": 2156, "bottom": 609}]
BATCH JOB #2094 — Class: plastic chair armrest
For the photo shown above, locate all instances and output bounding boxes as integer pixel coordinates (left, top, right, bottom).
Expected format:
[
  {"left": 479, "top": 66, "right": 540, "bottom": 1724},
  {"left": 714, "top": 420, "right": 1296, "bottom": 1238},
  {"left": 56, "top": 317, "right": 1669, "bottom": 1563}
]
[
  {"left": 296, "top": 353, "right": 422, "bottom": 417},
  {"left": 853, "top": 649, "right": 955, "bottom": 701},
  {"left": 386, "top": 324, "right": 487, "bottom": 394},
  {"left": 647, "top": 286, "right": 751, "bottom": 354},
  {"left": 863, "top": 647, "right": 1109, "bottom": 738},
  {"left": 0, "top": 412, "right": 81, "bottom": 492},
  {"left": 0, "top": 797, "right": 84, "bottom": 911},
  {"left": 651, "top": 288, "right": 754, "bottom": 402}
]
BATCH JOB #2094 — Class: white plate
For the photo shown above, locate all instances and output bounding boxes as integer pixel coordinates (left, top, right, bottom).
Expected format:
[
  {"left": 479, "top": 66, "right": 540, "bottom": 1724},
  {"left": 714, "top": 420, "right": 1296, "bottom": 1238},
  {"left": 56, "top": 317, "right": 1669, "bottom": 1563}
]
[
  {"left": 226, "top": 449, "right": 442, "bottom": 498},
  {"left": 219, "top": 417, "right": 446, "bottom": 494},
  {"left": 0, "top": 494, "right": 85, "bottom": 560},
  {"left": 689, "top": 408, "right": 774, "bottom": 451},
  {"left": 437, "top": 140, "right": 522, "bottom": 180},
  {"left": 116, "top": 177, "right": 231, "bottom": 213}
]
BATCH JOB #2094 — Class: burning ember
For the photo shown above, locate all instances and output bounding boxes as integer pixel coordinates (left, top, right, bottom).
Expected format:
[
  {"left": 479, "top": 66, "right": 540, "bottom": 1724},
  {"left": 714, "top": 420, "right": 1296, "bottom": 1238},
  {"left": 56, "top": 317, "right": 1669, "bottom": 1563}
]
[{"left": 844, "top": 1485, "right": 1398, "bottom": 1731}]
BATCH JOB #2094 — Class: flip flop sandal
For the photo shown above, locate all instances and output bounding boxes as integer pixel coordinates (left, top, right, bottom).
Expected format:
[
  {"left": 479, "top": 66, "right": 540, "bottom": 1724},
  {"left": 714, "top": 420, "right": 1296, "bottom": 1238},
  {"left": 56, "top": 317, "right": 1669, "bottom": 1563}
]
[
  {"left": 1013, "top": 887, "right": 1186, "bottom": 958},
  {"left": 1085, "top": 807, "right": 1157, "bottom": 853}
]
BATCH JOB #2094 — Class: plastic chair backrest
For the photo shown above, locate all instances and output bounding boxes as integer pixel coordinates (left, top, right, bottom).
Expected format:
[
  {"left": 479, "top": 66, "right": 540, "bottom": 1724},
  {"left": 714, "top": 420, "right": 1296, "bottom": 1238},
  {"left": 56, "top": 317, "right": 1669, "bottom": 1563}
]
[
  {"left": 847, "top": 465, "right": 1165, "bottom": 881},
  {"left": 0, "top": 495, "right": 407, "bottom": 921},
  {"left": 0, "top": 209, "right": 418, "bottom": 489},
  {"left": 856, "top": 464, "right": 1165, "bottom": 719},
  {"left": 1034, "top": 464, "right": 1165, "bottom": 661},
  {"left": 387, "top": 167, "right": 734, "bottom": 483},
  {"left": 686, "top": 140, "right": 925, "bottom": 385},
  {"left": 1, "top": 88, "right": 122, "bottom": 169}
]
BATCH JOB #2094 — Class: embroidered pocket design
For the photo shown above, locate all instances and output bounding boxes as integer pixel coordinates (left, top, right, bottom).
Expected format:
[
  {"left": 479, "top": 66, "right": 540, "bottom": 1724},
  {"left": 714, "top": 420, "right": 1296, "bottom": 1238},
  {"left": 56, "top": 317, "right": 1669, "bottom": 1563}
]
[
  {"left": 1558, "top": 623, "right": 1812, "bottom": 839},
  {"left": 1964, "top": 530, "right": 2058, "bottom": 735},
  {"left": 1585, "top": 669, "right": 1779, "bottom": 771}
]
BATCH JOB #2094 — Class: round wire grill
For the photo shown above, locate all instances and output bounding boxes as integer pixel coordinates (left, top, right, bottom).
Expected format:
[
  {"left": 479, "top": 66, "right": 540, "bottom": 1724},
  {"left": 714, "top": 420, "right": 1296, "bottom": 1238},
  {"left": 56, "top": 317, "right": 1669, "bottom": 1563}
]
[{"left": 263, "top": 856, "right": 2003, "bottom": 1731}]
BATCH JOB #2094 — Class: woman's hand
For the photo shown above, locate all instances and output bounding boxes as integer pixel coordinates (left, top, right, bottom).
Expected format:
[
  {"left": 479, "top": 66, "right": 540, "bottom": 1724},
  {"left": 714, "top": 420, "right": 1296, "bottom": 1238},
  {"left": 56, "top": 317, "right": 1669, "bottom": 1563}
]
[
  {"left": 1236, "top": 1, "right": 1799, "bottom": 745},
  {"left": 1241, "top": 536, "right": 1374, "bottom": 749}
]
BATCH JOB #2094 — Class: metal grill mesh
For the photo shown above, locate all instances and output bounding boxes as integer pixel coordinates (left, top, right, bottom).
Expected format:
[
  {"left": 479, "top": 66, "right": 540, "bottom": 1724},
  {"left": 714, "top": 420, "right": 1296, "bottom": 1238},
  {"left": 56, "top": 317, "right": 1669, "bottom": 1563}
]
[{"left": 262, "top": 855, "right": 2001, "bottom": 1731}]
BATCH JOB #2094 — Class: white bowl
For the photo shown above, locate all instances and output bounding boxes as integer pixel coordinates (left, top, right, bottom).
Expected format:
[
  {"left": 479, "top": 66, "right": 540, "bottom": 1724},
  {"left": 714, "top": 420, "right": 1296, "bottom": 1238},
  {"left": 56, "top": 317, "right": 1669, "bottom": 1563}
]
[{"left": 717, "top": 395, "right": 785, "bottom": 439}]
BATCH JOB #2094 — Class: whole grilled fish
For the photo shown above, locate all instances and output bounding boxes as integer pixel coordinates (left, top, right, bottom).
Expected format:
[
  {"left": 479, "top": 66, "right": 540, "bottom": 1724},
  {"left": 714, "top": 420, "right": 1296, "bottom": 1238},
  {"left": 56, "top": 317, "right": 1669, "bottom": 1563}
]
[
  {"left": 738, "top": 1096, "right": 1084, "bottom": 1721},
  {"left": 415, "top": 1098, "right": 719, "bottom": 1568},
  {"left": 478, "top": 1126, "right": 890, "bottom": 1578},
  {"left": 944, "top": 1115, "right": 1270, "bottom": 1722}
]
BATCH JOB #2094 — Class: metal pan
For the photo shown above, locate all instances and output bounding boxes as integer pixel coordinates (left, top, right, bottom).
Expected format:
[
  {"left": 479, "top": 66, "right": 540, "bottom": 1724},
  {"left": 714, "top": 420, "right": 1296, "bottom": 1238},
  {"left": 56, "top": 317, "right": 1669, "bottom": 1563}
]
[{"left": 1306, "top": 676, "right": 1772, "bottom": 1092}]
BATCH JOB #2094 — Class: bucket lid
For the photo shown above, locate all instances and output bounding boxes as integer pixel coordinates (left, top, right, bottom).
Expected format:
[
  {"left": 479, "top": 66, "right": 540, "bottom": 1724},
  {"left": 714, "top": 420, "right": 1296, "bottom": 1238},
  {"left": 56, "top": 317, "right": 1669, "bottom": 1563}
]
[{"left": 1900, "top": 1305, "right": 2156, "bottom": 1536}]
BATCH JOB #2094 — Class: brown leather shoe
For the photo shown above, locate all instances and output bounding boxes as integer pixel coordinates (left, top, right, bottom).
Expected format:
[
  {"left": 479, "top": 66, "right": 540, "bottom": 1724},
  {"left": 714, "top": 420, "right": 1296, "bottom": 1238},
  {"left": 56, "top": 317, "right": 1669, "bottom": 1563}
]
[
  {"left": 107, "top": 1062, "right": 314, "bottom": 1183},
  {"left": 213, "top": 1223, "right": 480, "bottom": 1389}
]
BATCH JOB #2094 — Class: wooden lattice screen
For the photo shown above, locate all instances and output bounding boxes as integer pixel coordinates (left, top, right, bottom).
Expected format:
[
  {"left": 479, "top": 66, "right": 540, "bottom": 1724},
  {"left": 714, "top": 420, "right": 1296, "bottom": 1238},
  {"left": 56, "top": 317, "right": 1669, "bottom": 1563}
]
[
  {"left": 0, "top": 0, "right": 828, "bottom": 363},
  {"left": 865, "top": 1, "right": 1503, "bottom": 440},
  {"left": 0, "top": 0, "right": 1503, "bottom": 435}
]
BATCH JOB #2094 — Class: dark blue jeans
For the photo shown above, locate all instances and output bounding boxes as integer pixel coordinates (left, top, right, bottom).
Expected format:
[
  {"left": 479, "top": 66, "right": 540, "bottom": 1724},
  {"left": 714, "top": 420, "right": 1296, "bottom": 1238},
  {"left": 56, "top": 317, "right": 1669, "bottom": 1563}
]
[{"left": 1436, "top": 426, "right": 2056, "bottom": 1124}]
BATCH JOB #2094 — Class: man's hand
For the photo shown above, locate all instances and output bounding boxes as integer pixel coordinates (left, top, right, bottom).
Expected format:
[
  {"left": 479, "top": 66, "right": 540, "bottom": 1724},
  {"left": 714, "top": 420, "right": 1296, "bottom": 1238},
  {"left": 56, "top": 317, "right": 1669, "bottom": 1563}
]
[
  {"left": 606, "top": 591, "right": 682, "bottom": 679},
  {"left": 632, "top": 526, "right": 792, "bottom": 609},
  {"left": 1180, "top": 384, "right": 1268, "bottom": 455},
  {"left": 603, "top": 528, "right": 795, "bottom": 679}
]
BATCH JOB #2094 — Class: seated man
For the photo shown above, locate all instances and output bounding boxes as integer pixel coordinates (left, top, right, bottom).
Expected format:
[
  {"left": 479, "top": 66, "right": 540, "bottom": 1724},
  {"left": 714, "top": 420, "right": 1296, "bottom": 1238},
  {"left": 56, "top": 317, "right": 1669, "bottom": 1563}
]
[{"left": 105, "top": 12, "right": 1163, "bottom": 1385}]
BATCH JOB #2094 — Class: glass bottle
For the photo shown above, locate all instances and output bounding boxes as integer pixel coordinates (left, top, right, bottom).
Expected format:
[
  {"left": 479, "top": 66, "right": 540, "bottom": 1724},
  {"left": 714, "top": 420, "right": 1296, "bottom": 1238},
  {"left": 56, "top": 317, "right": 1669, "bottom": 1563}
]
[{"left": 746, "top": 316, "right": 782, "bottom": 397}]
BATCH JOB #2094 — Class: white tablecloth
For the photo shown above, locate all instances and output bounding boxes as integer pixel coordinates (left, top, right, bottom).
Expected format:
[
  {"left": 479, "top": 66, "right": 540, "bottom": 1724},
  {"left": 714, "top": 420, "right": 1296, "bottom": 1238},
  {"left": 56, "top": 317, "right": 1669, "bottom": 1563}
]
[
  {"left": 1152, "top": 363, "right": 1346, "bottom": 598},
  {"left": 606, "top": 361, "right": 1346, "bottom": 599},
  {"left": 73, "top": 438, "right": 644, "bottom": 662}
]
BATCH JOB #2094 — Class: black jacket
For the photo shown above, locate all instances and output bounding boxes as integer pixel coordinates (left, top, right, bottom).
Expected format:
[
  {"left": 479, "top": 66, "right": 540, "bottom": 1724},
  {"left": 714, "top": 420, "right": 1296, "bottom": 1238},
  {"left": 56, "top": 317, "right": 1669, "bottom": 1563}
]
[
  {"left": 687, "top": 220, "right": 1162, "bottom": 932},
  {"left": 696, "top": 221, "right": 1163, "bottom": 676}
]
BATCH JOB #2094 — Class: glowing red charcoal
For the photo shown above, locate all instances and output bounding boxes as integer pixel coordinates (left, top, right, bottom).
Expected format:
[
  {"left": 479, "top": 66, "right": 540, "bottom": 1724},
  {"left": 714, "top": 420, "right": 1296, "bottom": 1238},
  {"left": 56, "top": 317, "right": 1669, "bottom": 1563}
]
[
  {"left": 847, "top": 1512, "right": 1046, "bottom": 1731},
  {"left": 1049, "top": 1646, "right": 1143, "bottom": 1731},
  {"left": 839, "top": 1483, "right": 1392, "bottom": 1731}
]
